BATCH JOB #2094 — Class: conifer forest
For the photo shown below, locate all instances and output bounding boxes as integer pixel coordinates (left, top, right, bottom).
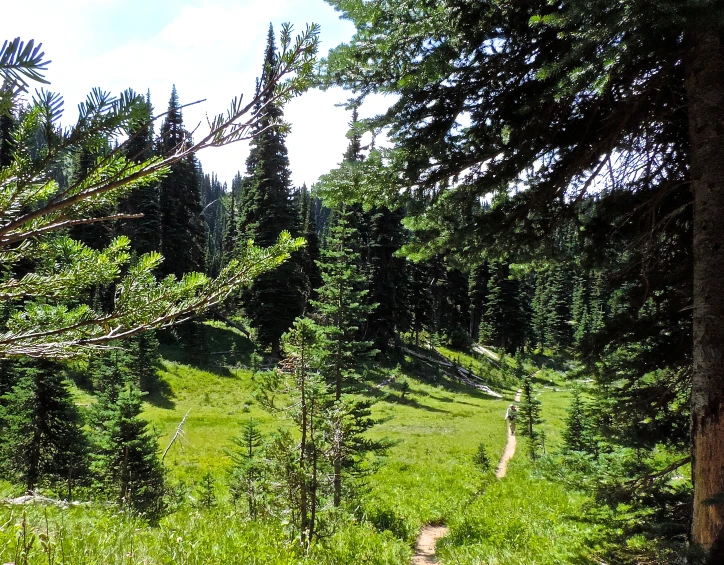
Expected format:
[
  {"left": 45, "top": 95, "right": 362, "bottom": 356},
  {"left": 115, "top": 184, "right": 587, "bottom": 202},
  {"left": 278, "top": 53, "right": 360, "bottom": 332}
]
[{"left": 1, "top": 1, "right": 724, "bottom": 564}]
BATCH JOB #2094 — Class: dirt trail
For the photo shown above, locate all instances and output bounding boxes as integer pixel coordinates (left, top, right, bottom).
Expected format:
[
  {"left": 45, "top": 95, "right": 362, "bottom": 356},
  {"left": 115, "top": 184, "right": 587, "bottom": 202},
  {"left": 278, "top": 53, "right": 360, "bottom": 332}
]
[
  {"left": 495, "top": 389, "right": 523, "bottom": 479},
  {"left": 412, "top": 525, "right": 449, "bottom": 564}
]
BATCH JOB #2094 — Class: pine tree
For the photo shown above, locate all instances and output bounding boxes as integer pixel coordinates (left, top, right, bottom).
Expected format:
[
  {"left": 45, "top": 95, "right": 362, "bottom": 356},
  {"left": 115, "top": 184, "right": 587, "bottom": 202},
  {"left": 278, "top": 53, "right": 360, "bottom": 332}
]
[
  {"left": 157, "top": 85, "right": 206, "bottom": 278},
  {"left": 479, "top": 261, "right": 526, "bottom": 353},
  {"left": 298, "top": 183, "right": 323, "bottom": 300},
  {"left": 519, "top": 374, "right": 544, "bottom": 460},
  {"left": 119, "top": 91, "right": 161, "bottom": 257},
  {"left": 0, "top": 360, "right": 88, "bottom": 495},
  {"left": 127, "top": 331, "right": 161, "bottom": 393},
  {"left": 200, "top": 170, "right": 226, "bottom": 276},
  {"left": 237, "top": 25, "right": 308, "bottom": 357},
  {"left": 228, "top": 418, "right": 267, "bottom": 517},
  {"left": 280, "top": 317, "right": 330, "bottom": 545},
  {"left": 312, "top": 205, "right": 377, "bottom": 506},
  {"left": 90, "top": 381, "right": 165, "bottom": 520},
  {"left": 319, "top": 107, "right": 411, "bottom": 352},
  {"left": 407, "top": 260, "right": 434, "bottom": 347},
  {"left": 469, "top": 263, "right": 490, "bottom": 341},
  {"left": 563, "top": 388, "right": 591, "bottom": 454},
  {"left": 365, "top": 206, "right": 410, "bottom": 352},
  {"left": 223, "top": 172, "right": 242, "bottom": 260},
  {"left": 195, "top": 472, "right": 217, "bottom": 509},
  {"left": 544, "top": 264, "right": 572, "bottom": 350}
]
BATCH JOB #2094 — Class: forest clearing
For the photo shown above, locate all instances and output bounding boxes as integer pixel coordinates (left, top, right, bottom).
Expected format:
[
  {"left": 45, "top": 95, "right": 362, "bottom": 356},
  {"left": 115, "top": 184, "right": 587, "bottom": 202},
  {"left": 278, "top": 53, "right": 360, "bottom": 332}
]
[{"left": 2, "top": 324, "right": 595, "bottom": 564}]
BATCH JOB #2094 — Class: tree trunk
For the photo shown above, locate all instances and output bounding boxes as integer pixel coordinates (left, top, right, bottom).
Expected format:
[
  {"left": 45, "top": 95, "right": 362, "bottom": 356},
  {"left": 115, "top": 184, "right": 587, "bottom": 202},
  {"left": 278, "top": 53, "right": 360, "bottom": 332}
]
[
  {"left": 271, "top": 338, "right": 281, "bottom": 360},
  {"left": 686, "top": 22, "right": 724, "bottom": 563}
]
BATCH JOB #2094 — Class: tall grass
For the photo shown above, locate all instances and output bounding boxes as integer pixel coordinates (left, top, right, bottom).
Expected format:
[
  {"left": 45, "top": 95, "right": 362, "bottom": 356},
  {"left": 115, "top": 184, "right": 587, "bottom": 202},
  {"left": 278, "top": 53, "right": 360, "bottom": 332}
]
[{"left": 0, "top": 505, "right": 408, "bottom": 565}]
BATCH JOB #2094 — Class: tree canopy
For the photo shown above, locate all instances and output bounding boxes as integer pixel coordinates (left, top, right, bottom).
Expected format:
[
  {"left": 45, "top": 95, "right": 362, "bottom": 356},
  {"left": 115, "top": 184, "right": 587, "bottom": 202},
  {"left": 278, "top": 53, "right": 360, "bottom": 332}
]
[
  {"left": 0, "top": 26, "right": 319, "bottom": 357},
  {"left": 324, "top": 0, "right": 724, "bottom": 559}
]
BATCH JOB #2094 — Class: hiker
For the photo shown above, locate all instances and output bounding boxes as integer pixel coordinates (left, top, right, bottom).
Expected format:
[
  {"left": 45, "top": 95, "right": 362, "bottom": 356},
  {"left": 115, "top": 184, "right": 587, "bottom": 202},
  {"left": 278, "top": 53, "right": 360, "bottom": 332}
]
[{"left": 505, "top": 404, "right": 518, "bottom": 435}]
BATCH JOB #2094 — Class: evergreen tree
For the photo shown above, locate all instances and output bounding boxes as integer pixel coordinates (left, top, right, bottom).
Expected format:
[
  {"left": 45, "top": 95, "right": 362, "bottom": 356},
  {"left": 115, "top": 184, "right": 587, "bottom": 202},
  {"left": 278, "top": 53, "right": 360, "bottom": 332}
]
[
  {"left": 312, "top": 205, "right": 378, "bottom": 506},
  {"left": 280, "top": 318, "right": 330, "bottom": 545},
  {"left": 518, "top": 374, "right": 544, "bottom": 460},
  {"left": 119, "top": 91, "right": 161, "bottom": 257},
  {"left": 564, "top": 388, "right": 589, "bottom": 454},
  {"left": 0, "top": 360, "right": 88, "bottom": 494},
  {"left": 544, "top": 264, "right": 572, "bottom": 350},
  {"left": 157, "top": 85, "right": 206, "bottom": 278},
  {"left": 127, "top": 331, "right": 161, "bottom": 393},
  {"left": 318, "top": 107, "right": 410, "bottom": 352},
  {"left": 237, "top": 25, "right": 308, "bottom": 357},
  {"left": 365, "top": 206, "right": 410, "bottom": 352},
  {"left": 228, "top": 418, "right": 267, "bottom": 518},
  {"left": 407, "top": 260, "right": 434, "bottom": 347},
  {"left": 479, "top": 261, "right": 526, "bottom": 353},
  {"left": 298, "top": 183, "right": 323, "bottom": 300},
  {"left": 223, "top": 172, "right": 242, "bottom": 260},
  {"left": 469, "top": 263, "right": 490, "bottom": 341},
  {"left": 200, "top": 170, "right": 226, "bottom": 276},
  {"left": 195, "top": 472, "right": 217, "bottom": 509},
  {"left": 90, "top": 381, "right": 165, "bottom": 520},
  {"left": 571, "top": 272, "right": 589, "bottom": 349}
]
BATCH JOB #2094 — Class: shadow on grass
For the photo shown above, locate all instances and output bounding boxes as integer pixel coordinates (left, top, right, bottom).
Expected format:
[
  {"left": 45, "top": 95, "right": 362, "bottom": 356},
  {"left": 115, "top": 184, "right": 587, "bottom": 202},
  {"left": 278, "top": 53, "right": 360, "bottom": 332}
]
[
  {"left": 425, "top": 393, "right": 485, "bottom": 408},
  {"left": 143, "top": 371, "right": 175, "bottom": 409},
  {"left": 159, "top": 321, "right": 255, "bottom": 376},
  {"left": 565, "top": 494, "right": 690, "bottom": 565},
  {"left": 360, "top": 381, "right": 451, "bottom": 414}
]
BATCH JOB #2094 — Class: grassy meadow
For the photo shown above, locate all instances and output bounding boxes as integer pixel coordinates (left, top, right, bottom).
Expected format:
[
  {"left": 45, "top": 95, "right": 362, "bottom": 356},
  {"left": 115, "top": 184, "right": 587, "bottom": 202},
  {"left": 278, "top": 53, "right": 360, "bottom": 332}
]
[{"left": 0, "top": 323, "right": 603, "bottom": 564}]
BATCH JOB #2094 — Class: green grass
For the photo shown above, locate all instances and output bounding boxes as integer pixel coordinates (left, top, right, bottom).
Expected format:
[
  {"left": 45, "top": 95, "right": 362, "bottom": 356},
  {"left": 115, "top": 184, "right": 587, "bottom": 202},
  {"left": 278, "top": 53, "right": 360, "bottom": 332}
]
[
  {"left": 439, "top": 461, "right": 597, "bottom": 565},
  {"left": 0, "top": 504, "right": 408, "bottom": 565},
  {"left": 363, "top": 366, "right": 513, "bottom": 543},
  {"left": 1, "top": 327, "right": 604, "bottom": 564},
  {"left": 143, "top": 362, "right": 275, "bottom": 484}
]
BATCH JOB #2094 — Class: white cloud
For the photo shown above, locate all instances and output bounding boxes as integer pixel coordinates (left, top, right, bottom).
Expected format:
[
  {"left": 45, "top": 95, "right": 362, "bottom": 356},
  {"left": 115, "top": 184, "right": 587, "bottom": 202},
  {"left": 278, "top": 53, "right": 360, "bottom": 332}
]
[{"left": 1, "top": 0, "right": 390, "bottom": 187}]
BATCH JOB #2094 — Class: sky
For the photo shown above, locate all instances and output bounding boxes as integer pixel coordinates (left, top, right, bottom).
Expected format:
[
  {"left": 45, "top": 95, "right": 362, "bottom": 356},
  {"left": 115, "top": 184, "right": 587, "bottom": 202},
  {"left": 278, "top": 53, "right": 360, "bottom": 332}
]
[{"left": 2, "top": 0, "right": 390, "bottom": 188}]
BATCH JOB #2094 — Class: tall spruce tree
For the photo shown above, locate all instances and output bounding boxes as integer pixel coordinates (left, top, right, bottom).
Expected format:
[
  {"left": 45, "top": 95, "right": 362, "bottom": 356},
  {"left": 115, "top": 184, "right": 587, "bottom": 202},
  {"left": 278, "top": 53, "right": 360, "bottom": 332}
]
[
  {"left": 238, "top": 25, "right": 307, "bottom": 357},
  {"left": 119, "top": 91, "right": 161, "bottom": 257},
  {"left": 298, "top": 183, "right": 323, "bottom": 300},
  {"left": 469, "top": 263, "right": 490, "bottom": 342},
  {"left": 200, "top": 170, "right": 226, "bottom": 276},
  {"left": 407, "top": 260, "right": 435, "bottom": 347},
  {"left": 223, "top": 172, "right": 242, "bottom": 260},
  {"left": 157, "top": 85, "right": 206, "bottom": 278},
  {"left": 312, "top": 205, "right": 377, "bottom": 506},
  {"left": 365, "top": 206, "right": 410, "bottom": 352},
  {"left": 479, "top": 260, "right": 526, "bottom": 353}
]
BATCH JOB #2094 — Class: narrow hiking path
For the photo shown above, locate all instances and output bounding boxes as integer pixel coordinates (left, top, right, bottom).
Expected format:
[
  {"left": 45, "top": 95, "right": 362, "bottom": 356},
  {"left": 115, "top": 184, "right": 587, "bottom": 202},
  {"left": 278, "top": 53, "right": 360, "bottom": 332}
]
[
  {"left": 495, "top": 389, "right": 523, "bottom": 479},
  {"left": 412, "top": 525, "right": 450, "bottom": 564}
]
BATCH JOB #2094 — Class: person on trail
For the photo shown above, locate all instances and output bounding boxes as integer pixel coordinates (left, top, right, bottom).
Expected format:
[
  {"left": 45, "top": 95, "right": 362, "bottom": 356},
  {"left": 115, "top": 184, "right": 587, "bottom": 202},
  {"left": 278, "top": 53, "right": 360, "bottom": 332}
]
[{"left": 505, "top": 404, "right": 518, "bottom": 435}]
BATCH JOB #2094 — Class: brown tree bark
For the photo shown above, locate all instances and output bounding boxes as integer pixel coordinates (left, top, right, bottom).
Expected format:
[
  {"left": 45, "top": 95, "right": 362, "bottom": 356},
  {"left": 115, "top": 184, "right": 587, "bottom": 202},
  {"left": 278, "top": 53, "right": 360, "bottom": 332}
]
[{"left": 686, "top": 22, "right": 724, "bottom": 563}]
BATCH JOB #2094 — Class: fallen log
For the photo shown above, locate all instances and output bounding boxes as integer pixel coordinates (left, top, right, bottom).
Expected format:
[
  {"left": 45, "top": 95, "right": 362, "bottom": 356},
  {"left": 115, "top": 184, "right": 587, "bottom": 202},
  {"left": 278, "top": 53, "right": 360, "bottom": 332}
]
[{"left": 1, "top": 494, "right": 91, "bottom": 507}]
